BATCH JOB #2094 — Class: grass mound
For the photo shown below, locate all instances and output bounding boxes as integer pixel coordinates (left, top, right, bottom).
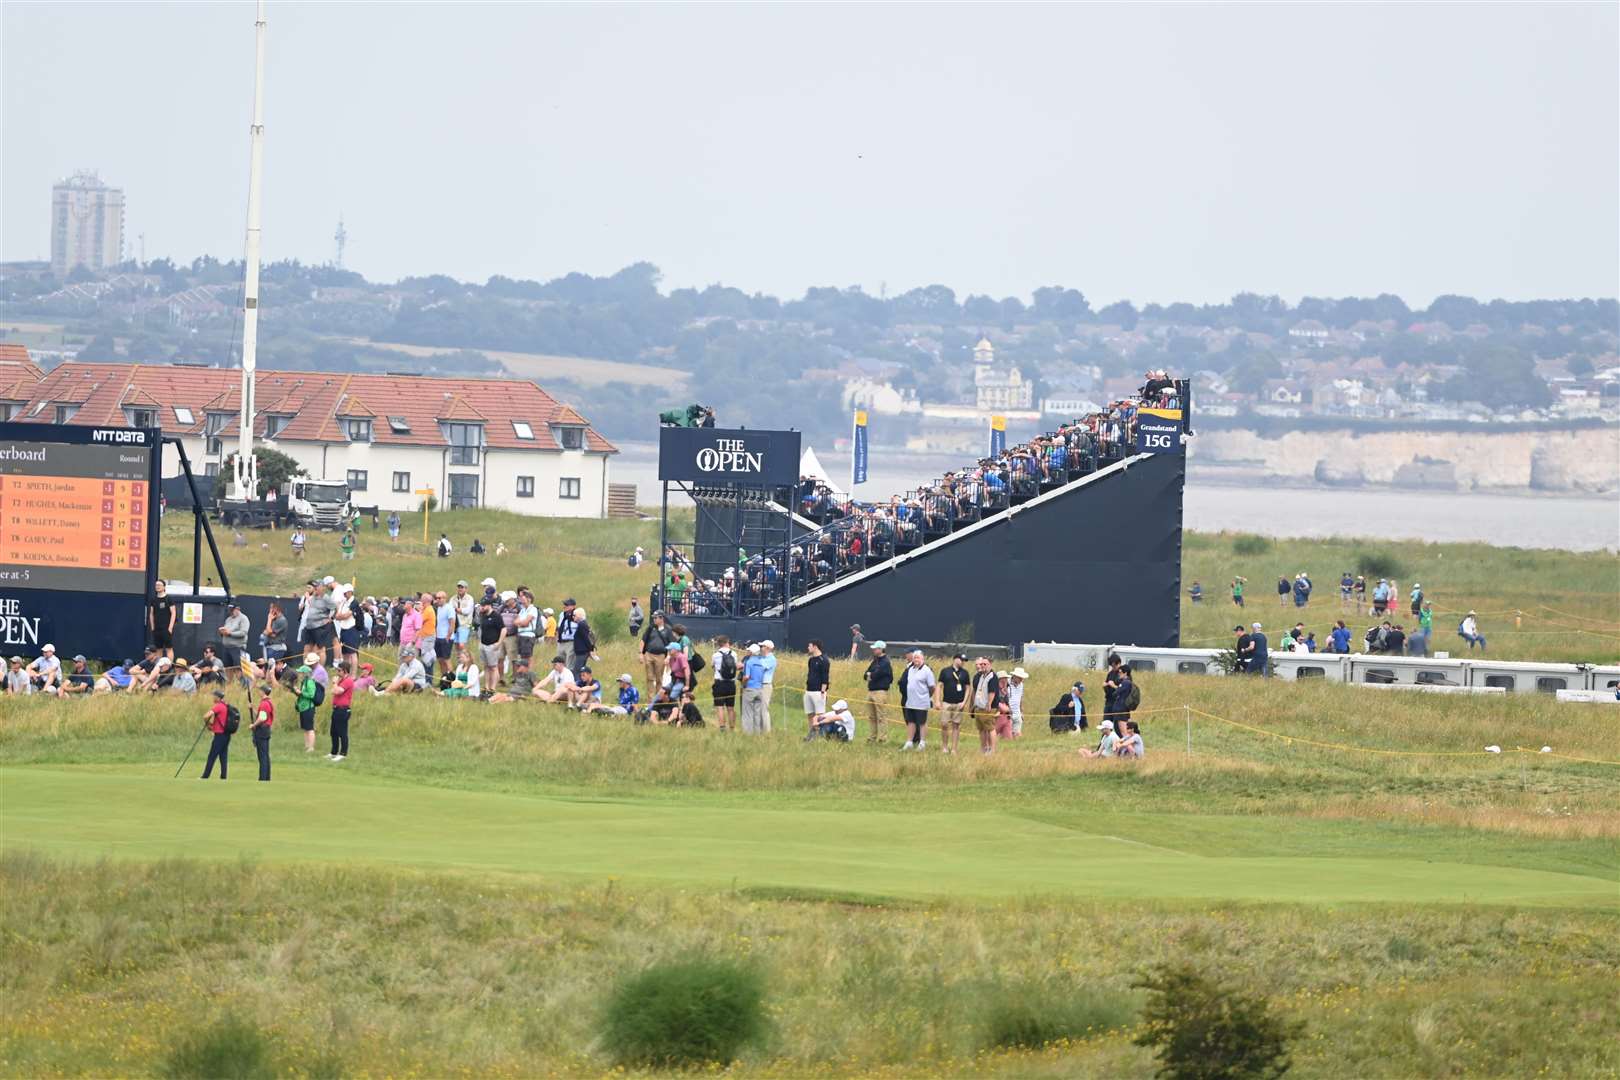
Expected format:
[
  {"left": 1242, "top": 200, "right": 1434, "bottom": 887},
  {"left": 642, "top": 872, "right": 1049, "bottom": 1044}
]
[
  {"left": 982, "top": 986, "right": 1136, "bottom": 1049},
  {"left": 1231, "top": 534, "right": 1272, "bottom": 556},
  {"left": 161, "top": 1014, "right": 274, "bottom": 1079},
  {"left": 600, "top": 957, "right": 767, "bottom": 1068},
  {"left": 1355, "top": 550, "right": 1405, "bottom": 579}
]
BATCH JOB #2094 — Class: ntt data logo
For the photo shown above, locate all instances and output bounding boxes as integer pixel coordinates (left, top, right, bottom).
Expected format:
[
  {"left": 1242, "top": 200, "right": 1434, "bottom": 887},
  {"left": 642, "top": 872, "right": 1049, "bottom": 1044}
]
[{"left": 695, "top": 439, "right": 764, "bottom": 474}]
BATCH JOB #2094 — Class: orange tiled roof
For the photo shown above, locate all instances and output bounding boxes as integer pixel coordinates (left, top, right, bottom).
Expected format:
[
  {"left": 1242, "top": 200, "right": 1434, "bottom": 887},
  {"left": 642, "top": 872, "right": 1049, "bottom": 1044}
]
[{"left": 9, "top": 362, "right": 617, "bottom": 453}]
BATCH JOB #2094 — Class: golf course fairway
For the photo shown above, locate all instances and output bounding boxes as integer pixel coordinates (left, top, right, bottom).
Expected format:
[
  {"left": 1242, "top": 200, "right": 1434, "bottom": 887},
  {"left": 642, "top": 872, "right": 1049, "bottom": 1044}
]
[{"left": 3, "top": 766, "right": 1613, "bottom": 908}]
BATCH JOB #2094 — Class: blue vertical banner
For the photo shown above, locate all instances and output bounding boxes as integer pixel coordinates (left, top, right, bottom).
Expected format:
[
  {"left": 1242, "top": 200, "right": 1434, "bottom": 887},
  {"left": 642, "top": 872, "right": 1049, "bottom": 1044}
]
[
  {"left": 851, "top": 409, "right": 869, "bottom": 488},
  {"left": 989, "top": 414, "right": 1006, "bottom": 457}
]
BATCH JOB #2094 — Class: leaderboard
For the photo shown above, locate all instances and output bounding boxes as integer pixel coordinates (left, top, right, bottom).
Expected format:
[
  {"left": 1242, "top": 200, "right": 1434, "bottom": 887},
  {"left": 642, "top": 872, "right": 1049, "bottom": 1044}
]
[{"left": 0, "top": 423, "right": 159, "bottom": 596}]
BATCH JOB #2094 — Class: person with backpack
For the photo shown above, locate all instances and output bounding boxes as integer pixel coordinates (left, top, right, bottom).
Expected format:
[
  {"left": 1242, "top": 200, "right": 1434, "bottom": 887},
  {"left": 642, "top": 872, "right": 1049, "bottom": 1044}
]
[
  {"left": 710, "top": 635, "right": 739, "bottom": 732},
  {"left": 295, "top": 660, "right": 323, "bottom": 753},
  {"left": 1114, "top": 665, "right": 1141, "bottom": 725},
  {"left": 200, "top": 689, "right": 235, "bottom": 780},
  {"left": 329, "top": 660, "right": 355, "bottom": 762},
  {"left": 250, "top": 683, "right": 275, "bottom": 781},
  {"left": 639, "top": 611, "right": 676, "bottom": 697}
]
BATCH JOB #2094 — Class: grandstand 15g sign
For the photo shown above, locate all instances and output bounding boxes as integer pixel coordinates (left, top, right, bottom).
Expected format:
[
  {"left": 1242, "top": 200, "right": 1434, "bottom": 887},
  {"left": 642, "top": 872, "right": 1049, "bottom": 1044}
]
[
  {"left": 658, "top": 427, "right": 803, "bottom": 487},
  {"left": 1135, "top": 408, "right": 1185, "bottom": 455}
]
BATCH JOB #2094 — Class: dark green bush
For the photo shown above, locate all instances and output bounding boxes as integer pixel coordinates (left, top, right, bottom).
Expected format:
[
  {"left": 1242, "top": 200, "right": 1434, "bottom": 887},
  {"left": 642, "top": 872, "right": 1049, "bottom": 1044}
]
[
  {"left": 599, "top": 957, "right": 766, "bottom": 1068},
  {"left": 1356, "top": 551, "right": 1404, "bottom": 579},
  {"left": 1133, "top": 963, "right": 1304, "bottom": 1080},
  {"left": 1231, "top": 535, "right": 1271, "bottom": 556},
  {"left": 161, "top": 1014, "right": 274, "bottom": 1079},
  {"left": 983, "top": 987, "right": 1135, "bottom": 1049}
]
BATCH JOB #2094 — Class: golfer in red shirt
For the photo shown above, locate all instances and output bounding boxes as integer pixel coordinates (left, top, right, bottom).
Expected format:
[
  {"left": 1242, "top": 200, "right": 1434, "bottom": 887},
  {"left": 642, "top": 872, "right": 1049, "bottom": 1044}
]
[
  {"left": 201, "top": 689, "right": 232, "bottom": 780},
  {"left": 251, "top": 684, "right": 275, "bottom": 781}
]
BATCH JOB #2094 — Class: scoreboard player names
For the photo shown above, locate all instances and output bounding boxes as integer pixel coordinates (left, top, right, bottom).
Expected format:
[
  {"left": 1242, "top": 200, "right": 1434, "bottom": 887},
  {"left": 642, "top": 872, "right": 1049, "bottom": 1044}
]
[{"left": 0, "top": 428, "right": 158, "bottom": 596}]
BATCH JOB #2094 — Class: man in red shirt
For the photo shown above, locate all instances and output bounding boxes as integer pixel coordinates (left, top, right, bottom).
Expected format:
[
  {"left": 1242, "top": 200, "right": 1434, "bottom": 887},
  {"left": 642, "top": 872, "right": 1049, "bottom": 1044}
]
[
  {"left": 251, "top": 684, "right": 275, "bottom": 781},
  {"left": 328, "top": 660, "right": 355, "bottom": 762},
  {"left": 201, "top": 689, "right": 232, "bottom": 779}
]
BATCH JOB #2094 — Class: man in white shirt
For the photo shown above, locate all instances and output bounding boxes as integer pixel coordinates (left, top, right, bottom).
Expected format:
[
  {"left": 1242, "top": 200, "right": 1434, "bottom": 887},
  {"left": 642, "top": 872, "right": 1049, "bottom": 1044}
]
[
  {"left": 27, "top": 644, "right": 62, "bottom": 694},
  {"left": 804, "top": 699, "right": 857, "bottom": 742},
  {"left": 533, "top": 657, "right": 577, "bottom": 703},
  {"left": 1079, "top": 719, "right": 1118, "bottom": 758},
  {"left": 1006, "top": 667, "right": 1029, "bottom": 737}
]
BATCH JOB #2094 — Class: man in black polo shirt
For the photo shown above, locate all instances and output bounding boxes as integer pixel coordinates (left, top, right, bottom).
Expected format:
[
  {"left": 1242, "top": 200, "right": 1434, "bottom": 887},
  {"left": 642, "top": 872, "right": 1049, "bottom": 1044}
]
[
  {"left": 936, "top": 653, "right": 970, "bottom": 755},
  {"left": 862, "top": 641, "right": 893, "bottom": 744}
]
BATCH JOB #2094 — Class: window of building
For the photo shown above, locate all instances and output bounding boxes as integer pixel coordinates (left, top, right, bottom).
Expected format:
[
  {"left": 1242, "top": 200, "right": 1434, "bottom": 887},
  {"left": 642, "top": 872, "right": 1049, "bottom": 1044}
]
[
  {"left": 173, "top": 406, "right": 195, "bottom": 426},
  {"left": 345, "top": 417, "right": 373, "bottom": 443},
  {"left": 205, "top": 412, "right": 230, "bottom": 435},
  {"left": 264, "top": 414, "right": 288, "bottom": 437},
  {"left": 511, "top": 420, "right": 535, "bottom": 440},
  {"left": 442, "top": 422, "right": 483, "bottom": 466},
  {"left": 0, "top": 403, "right": 19, "bottom": 421},
  {"left": 206, "top": 436, "right": 222, "bottom": 457},
  {"left": 204, "top": 462, "right": 220, "bottom": 477},
  {"left": 347, "top": 469, "right": 368, "bottom": 491},
  {"left": 516, "top": 475, "right": 535, "bottom": 498},
  {"left": 556, "top": 425, "right": 584, "bottom": 450},
  {"left": 559, "top": 477, "right": 581, "bottom": 500},
  {"left": 392, "top": 471, "right": 410, "bottom": 493},
  {"left": 449, "top": 473, "right": 479, "bottom": 509},
  {"left": 387, "top": 416, "right": 411, "bottom": 434},
  {"left": 55, "top": 404, "right": 80, "bottom": 424},
  {"left": 124, "top": 407, "right": 155, "bottom": 428}
]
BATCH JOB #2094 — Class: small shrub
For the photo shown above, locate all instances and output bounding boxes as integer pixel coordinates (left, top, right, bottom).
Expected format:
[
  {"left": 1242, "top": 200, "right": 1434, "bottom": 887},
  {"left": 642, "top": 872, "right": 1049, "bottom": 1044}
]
[
  {"left": 1231, "top": 535, "right": 1271, "bottom": 556},
  {"left": 1385, "top": 935, "right": 1427, "bottom": 963},
  {"left": 1133, "top": 962, "right": 1304, "bottom": 1080},
  {"left": 1356, "top": 551, "right": 1403, "bottom": 579},
  {"left": 161, "top": 1014, "right": 274, "bottom": 1079},
  {"left": 600, "top": 957, "right": 766, "bottom": 1068},
  {"left": 984, "top": 987, "right": 1136, "bottom": 1049}
]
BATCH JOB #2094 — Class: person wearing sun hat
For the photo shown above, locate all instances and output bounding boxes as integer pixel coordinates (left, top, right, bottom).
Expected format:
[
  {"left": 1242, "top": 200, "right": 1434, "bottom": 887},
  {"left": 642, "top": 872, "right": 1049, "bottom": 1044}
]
[{"left": 1006, "top": 667, "right": 1030, "bottom": 738}]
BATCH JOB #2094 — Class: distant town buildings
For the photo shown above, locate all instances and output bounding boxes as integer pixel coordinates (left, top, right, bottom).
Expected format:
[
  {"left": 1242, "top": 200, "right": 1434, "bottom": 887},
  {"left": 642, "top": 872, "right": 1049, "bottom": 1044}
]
[
  {"left": 971, "top": 336, "right": 1034, "bottom": 411},
  {"left": 51, "top": 172, "right": 124, "bottom": 279}
]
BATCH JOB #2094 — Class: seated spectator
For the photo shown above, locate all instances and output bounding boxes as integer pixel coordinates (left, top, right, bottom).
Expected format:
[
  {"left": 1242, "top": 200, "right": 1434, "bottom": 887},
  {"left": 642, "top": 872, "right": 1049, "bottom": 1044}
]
[
  {"left": 373, "top": 648, "right": 429, "bottom": 695},
  {"left": 440, "top": 668, "right": 473, "bottom": 698},
  {"left": 1078, "top": 719, "right": 1118, "bottom": 758},
  {"left": 130, "top": 647, "right": 164, "bottom": 691},
  {"left": 640, "top": 685, "right": 679, "bottom": 725},
  {"left": 676, "top": 688, "right": 705, "bottom": 727},
  {"left": 61, "top": 654, "right": 95, "bottom": 696},
  {"left": 488, "top": 658, "right": 538, "bottom": 703},
  {"left": 352, "top": 662, "right": 377, "bottom": 694},
  {"left": 804, "top": 698, "right": 857, "bottom": 742},
  {"left": 589, "top": 673, "right": 641, "bottom": 715},
  {"left": 6, "top": 655, "right": 31, "bottom": 695},
  {"left": 95, "top": 659, "right": 135, "bottom": 693},
  {"left": 533, "top": 658, "right": 577, "bottom": 703},
  {"left": 568, "top": 667, "right": 604, "bottom": 710},
  {"left": 26, "top": 644, "right": 61, "bottom": 694},
  {"left": 194, "top": 646, "right": 226, "bottom": 686},
  {"left": 1458, "top": 611, "right": 1487, "bottom": 652},
  {"left": 1048, "top": 681, "right": 1087, "bottom": 733},
  {"left": 1114, "top": 719, "right": 1145, "bottom": 759},
  {"left": 171, "top": 659, "right": 197, "bottom": 695}
]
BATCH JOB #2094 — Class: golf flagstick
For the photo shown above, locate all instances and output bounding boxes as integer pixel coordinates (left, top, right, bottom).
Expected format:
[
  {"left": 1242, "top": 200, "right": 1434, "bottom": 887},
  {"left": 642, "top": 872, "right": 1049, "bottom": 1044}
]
[{"left": 174, "top": 722, "right": 208, "bottom": 778}]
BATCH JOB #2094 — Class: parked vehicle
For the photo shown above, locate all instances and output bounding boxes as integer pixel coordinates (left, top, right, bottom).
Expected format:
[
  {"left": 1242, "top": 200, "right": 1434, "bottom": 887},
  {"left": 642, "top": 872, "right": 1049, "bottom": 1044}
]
[{"left": 218, "top": 477, "right": 353, "bottom": 530}]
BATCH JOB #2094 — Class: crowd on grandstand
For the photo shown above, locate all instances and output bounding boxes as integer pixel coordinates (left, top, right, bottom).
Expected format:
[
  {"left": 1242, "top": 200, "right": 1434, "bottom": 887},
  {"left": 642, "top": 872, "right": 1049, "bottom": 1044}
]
[{"left": 653, "top": 374, "right": 1185, "bottom": 617}]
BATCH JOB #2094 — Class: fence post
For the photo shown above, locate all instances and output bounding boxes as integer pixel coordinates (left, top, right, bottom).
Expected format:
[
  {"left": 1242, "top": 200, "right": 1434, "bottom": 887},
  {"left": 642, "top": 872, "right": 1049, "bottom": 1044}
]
[{"left": 1184, "top": 704, "right": 1191, "bottom": 758}]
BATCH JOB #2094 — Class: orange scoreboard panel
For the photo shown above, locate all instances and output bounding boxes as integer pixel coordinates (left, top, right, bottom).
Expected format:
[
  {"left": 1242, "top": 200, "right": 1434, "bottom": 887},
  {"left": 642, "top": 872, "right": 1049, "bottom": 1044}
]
[{"left": 1, "top": 423, "right": 159, "bottom": 615}]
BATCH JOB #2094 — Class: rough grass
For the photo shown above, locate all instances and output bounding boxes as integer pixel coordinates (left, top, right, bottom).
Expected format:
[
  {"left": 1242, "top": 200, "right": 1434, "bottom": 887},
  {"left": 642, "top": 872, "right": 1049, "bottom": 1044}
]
[
  {"left": 1, "top": 855, "right": 1616, "bottom": 1078},
  {"left": 1182, "top": 530, "right": 1620, "bottom": 662}
]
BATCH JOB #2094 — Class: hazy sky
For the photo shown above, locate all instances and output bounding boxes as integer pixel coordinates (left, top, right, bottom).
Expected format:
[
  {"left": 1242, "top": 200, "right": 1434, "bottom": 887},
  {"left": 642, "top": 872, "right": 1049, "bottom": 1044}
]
[{"left": 3, "top": 2, "right": 1616, "bottom": 306}]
